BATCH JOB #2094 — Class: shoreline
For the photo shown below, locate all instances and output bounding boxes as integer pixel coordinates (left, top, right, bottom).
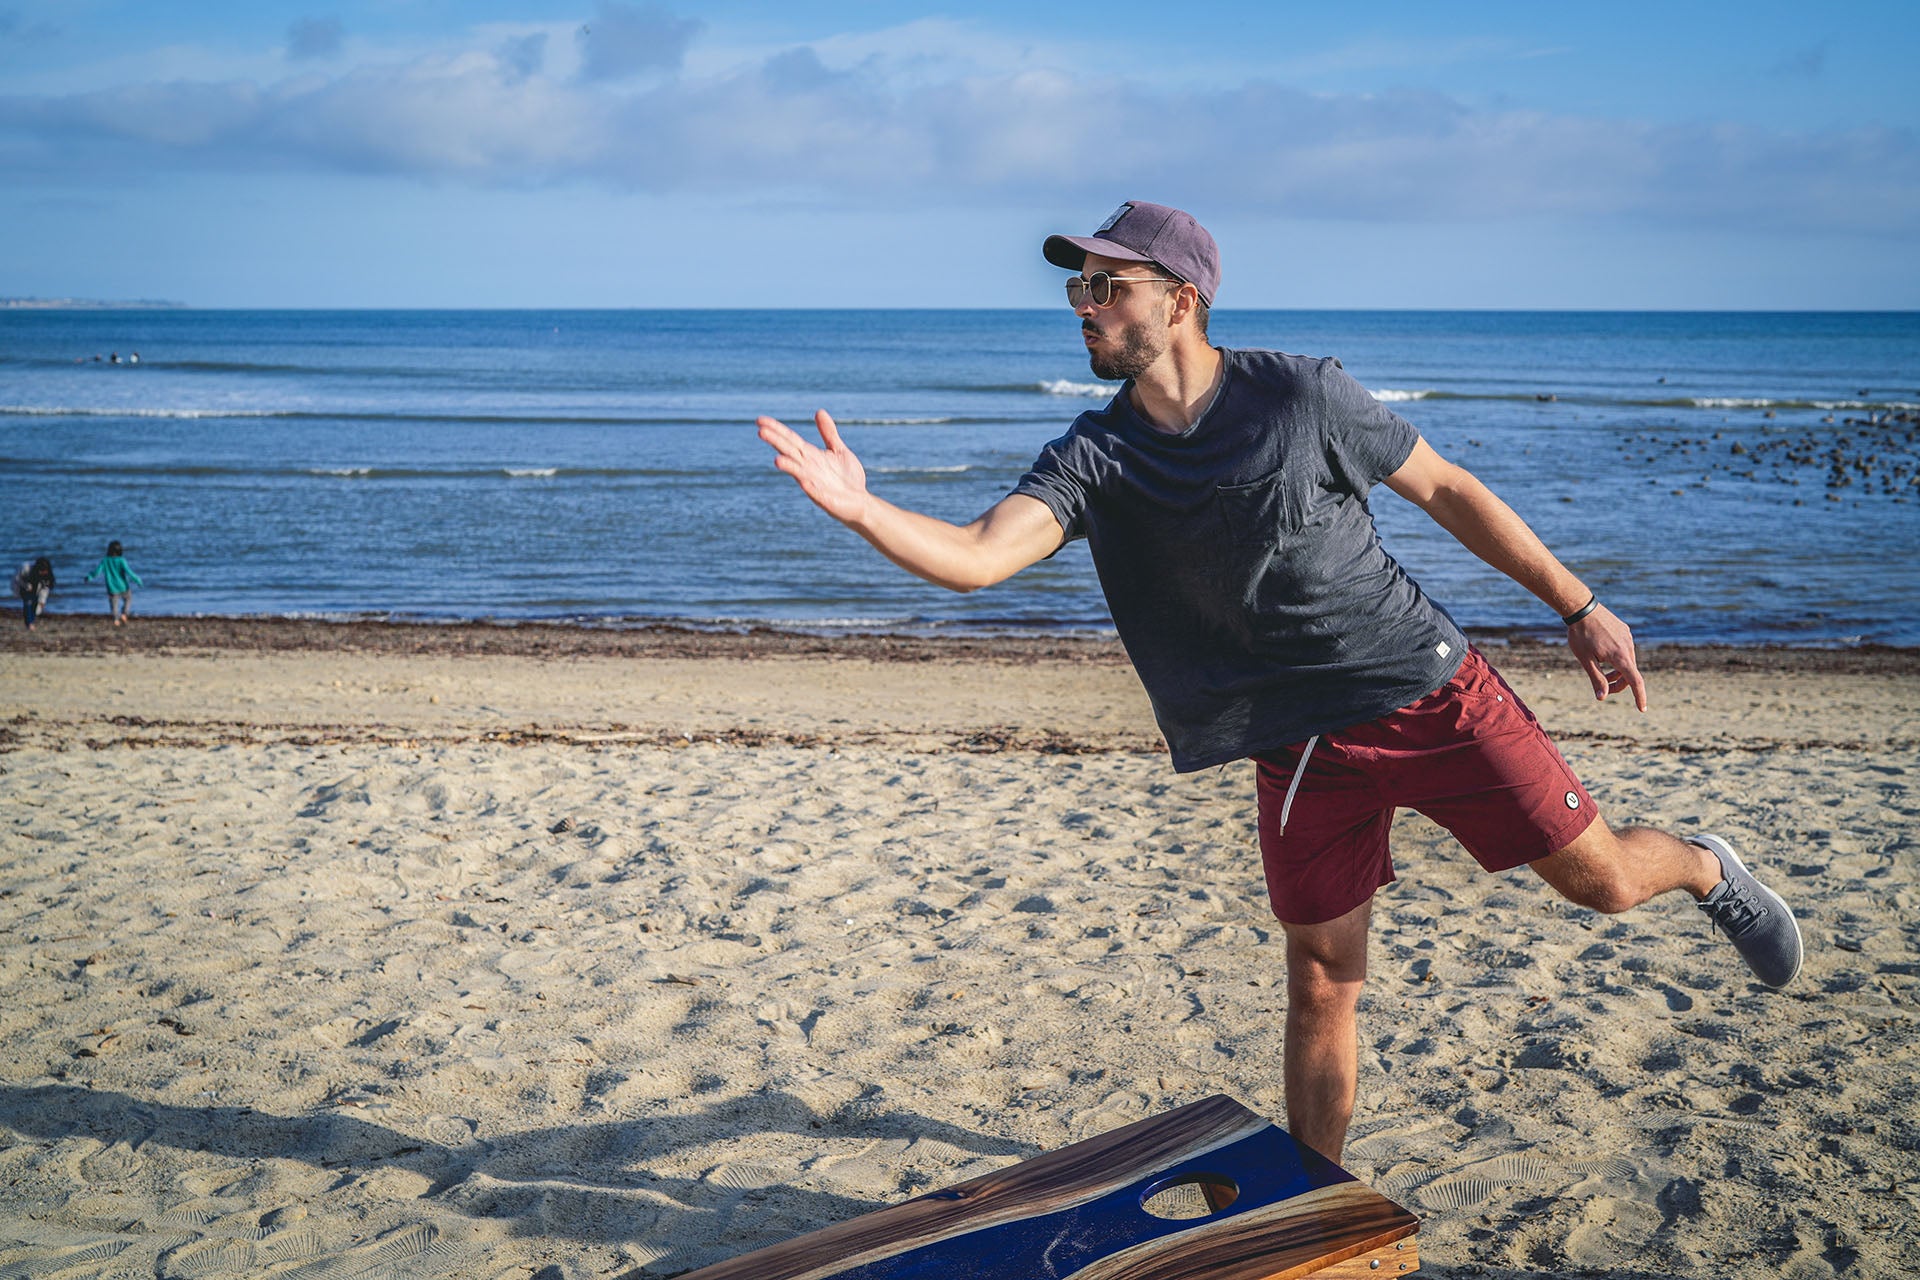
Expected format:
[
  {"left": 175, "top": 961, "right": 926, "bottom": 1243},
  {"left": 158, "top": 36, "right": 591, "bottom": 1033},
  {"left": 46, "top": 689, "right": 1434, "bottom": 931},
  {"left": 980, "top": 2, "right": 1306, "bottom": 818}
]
[
  {"left": 3, "top": 612, "right": 1916, "bottom": 673},
  {"left": 4, "top": 614, "right": 1913, "bottom": 763}
]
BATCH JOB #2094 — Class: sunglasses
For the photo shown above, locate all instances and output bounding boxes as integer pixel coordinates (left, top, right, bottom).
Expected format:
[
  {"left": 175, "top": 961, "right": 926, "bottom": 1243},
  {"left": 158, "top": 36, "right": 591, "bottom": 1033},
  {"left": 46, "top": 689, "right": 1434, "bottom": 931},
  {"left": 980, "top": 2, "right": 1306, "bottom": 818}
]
[{"left": 1065, "top": 270, "right": 1182, "bottom": 308}]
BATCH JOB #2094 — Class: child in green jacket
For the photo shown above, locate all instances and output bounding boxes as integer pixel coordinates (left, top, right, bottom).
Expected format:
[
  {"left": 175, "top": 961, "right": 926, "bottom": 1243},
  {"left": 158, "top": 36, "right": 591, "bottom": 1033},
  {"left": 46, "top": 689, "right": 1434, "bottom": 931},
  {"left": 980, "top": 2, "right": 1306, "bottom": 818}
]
[{"left": 85, "top": 540, "right": 145, "bottom": 625}]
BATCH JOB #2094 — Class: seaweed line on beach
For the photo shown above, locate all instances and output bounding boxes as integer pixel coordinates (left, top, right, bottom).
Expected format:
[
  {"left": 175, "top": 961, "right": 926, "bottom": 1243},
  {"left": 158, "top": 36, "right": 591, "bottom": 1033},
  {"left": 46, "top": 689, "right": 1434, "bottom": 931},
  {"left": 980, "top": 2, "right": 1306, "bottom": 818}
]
[
  {"left": 3, "top": 615, "right": 1916, "bottom": 673},
  {"left": 2, "top": 714, "right": 1905, "bottom": 758}
]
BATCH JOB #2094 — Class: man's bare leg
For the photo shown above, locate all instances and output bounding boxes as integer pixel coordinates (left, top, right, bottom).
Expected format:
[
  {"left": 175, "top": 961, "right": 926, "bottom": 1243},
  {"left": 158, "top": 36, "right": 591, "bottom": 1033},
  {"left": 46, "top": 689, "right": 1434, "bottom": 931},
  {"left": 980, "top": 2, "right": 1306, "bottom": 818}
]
[
  {"left": 1529, "top": 815, "right": 1719, "bottom": 912},
  {"left": 1532, "top": 813, "right": 1803, "bottom": 986},
  {"left": 1282, "top": 897, "right": 1373, "bottom": 1162}
]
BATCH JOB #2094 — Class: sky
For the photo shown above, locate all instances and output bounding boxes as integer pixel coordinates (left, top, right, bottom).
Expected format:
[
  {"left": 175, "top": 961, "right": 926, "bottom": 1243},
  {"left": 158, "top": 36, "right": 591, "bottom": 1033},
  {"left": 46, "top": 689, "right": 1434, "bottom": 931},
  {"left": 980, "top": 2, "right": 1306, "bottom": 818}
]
[{"left": 2, "top": 0, "right": 1916, "bottom": 309}]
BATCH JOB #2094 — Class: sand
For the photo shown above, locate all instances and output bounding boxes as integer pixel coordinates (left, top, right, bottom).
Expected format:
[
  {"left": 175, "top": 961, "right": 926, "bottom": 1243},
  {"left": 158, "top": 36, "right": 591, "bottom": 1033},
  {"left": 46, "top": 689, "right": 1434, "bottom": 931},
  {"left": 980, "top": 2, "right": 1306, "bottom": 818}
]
[{"left": 1, "top": 618, "right": 1916, "bottom": 1279}]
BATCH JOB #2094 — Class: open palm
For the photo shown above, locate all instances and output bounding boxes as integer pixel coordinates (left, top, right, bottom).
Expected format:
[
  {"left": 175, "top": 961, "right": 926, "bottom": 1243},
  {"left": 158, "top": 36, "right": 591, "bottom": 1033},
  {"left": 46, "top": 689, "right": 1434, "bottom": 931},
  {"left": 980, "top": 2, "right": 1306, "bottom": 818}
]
[{"left": 755, "top": 410, "right": 870, "bottom": 525}]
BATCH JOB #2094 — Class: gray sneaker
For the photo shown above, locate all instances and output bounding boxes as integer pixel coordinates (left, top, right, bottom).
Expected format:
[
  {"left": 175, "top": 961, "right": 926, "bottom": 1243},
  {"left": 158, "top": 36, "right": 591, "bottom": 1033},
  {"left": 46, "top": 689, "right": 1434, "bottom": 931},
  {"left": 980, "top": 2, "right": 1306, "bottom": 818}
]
[{"left": 1692, "top": 834, "right": 1804, "bottom": 989}]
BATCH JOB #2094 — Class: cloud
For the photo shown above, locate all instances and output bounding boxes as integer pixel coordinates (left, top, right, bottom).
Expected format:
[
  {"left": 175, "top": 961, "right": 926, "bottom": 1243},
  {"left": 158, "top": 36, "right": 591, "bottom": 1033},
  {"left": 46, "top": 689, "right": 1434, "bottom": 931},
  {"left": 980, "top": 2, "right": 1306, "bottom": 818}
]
[
  {"left": 574, "top": 1, "right": 700, "bottom": 82},
  {"left": 286, "top": 17, "right": 345, "bottom": 63},
  {"left": 0, "top": 18, "right": 1913, "bottom": 239}
]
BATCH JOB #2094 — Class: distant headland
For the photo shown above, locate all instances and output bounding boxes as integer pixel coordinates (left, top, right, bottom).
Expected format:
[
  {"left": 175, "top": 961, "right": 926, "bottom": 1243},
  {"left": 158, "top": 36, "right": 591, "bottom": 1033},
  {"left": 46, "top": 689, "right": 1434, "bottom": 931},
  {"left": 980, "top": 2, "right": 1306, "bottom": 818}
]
[{"left": 1, "top": 296, "right": 187, "bottom": 310}]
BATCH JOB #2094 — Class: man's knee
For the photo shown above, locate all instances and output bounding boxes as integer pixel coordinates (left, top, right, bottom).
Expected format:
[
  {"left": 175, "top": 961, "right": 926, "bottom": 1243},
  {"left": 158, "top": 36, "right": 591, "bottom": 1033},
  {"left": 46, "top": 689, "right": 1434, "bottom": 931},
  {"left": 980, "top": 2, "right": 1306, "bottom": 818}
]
[
  {"left": 1282, "top": 900, "right": 1372, "bottom": 998},
  {"left": 1530, "top": 820, "right": 1643, "bottom": 914}
]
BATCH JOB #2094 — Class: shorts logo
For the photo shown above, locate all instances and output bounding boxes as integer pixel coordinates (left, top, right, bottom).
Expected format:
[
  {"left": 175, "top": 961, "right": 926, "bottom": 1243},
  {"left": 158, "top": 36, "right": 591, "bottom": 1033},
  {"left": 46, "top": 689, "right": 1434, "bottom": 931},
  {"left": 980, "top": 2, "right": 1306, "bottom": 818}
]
[{"left": 1565, "top": 790, "right": 1581, "bottom": 810}]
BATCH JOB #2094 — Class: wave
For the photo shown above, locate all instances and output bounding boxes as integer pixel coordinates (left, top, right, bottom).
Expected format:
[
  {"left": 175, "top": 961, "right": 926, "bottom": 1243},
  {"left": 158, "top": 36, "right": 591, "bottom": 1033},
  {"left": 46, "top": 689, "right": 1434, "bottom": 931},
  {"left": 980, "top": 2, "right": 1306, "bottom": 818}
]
[
  {"left": 930, "top": 381, "right": 1119, "bottom": 397},
  {"left": 0, "top": 462, "right": 730, "bottom": 481},
  {"left": 0, "top": 404, "right": 285, "bottom": 419},
  {"left": 0, "top": 355, "right": 445, "bottom": 379},
  {"left": 871, "top": 464, "right": 973, "bottom": 475},
  {"left": 299, "top": 465, "right": 718, "bottom": 481},
  {"left": 0, "top": 404, "right": 736, "bottom": 425},
  {"left": 7, "top": 391, "right": 1911, "bottom": 429},
  {"left": 1037, "top": 379, "right": 1119, "bottom": 397},
  {"left": 1691, "top": 397, "right": 1919, "bottom": 411},
  {"left": 0, "top": 404, "right": 1034, "bottom": 428},
  {"left": 867, "top": 382, "right": 1920, "bottom": 414},
  {"left": 1352, "top": 391, "right": 1919, "bottom": 412}
]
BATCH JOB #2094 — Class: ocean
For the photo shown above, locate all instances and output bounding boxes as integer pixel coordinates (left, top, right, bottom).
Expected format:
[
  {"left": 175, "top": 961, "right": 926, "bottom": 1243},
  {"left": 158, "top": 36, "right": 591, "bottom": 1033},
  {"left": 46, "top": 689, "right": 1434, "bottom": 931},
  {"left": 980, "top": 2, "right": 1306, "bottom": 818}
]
[{"left": 2, "top": 308, "right": 1916, "bottom": 645}]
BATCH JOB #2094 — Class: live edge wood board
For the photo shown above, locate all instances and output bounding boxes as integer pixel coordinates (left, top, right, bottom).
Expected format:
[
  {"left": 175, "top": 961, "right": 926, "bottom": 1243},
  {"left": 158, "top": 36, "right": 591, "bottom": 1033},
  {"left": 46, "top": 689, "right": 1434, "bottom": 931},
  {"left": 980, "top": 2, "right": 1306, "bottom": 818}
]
[{"left": 680, "top": 1094, "right": 1420, "bottom": 1280}]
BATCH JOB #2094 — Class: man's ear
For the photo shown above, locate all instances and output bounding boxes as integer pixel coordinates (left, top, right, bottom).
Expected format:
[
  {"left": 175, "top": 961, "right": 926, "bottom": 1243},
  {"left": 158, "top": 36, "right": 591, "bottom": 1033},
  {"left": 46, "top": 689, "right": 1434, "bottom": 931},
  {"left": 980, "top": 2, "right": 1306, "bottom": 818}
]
[{"left": 1171, "top": 282, "right": 1200, "bottom": 325}]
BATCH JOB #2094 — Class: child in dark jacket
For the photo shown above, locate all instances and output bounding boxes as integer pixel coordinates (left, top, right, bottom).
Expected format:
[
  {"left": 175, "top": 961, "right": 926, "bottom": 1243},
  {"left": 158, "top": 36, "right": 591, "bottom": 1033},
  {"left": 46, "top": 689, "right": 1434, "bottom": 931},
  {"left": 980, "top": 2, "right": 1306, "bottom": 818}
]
[
  {"left": 85, "top": 540, "right": 145, "bottom": 625},
  {"left": 12, "top": 557, "right": 54, "bottom": 630}
]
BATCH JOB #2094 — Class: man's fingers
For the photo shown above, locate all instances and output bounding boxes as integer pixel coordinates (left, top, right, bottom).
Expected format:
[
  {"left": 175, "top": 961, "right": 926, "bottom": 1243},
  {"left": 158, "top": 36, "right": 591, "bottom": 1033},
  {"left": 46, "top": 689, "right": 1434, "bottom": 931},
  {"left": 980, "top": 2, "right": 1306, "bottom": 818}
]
[
  {"left": 1582, "top": 658, "right": 1610, "bottom": 702},
  {"left": 758, "top": 417, "right": 819, "bottom": 467},
  {"left": 757, "top": 415, "right": 797, "bottom": 449},
  {"left": 815, "top": 409, "right": 844, "bottom": 452},
  {"left": 1621, "top": 659, "right": 1649, "bottom": 712}
]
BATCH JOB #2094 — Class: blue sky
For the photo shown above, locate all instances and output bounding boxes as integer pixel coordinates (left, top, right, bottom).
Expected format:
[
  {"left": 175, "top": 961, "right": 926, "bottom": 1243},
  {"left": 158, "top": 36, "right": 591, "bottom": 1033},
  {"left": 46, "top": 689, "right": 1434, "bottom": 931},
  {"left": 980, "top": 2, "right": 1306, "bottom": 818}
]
[{"left": 2, "top": 1, "right": 1915, "bottom": 308}]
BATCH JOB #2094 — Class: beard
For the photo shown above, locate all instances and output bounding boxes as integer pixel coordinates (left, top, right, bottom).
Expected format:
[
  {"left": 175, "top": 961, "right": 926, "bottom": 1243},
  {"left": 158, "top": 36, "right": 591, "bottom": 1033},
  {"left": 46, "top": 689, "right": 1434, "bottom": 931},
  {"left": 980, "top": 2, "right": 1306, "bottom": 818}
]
[{"left": 1086, "top": 316, "right": 1166, "bottom": 382}]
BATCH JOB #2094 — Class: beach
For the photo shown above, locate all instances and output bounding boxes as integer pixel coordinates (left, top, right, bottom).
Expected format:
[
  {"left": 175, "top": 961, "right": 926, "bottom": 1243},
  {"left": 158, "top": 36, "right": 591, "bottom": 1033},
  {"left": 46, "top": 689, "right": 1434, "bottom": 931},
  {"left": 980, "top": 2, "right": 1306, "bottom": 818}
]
[{"left": 1, "top": 618, "right": 1916, "bottom": 1278}]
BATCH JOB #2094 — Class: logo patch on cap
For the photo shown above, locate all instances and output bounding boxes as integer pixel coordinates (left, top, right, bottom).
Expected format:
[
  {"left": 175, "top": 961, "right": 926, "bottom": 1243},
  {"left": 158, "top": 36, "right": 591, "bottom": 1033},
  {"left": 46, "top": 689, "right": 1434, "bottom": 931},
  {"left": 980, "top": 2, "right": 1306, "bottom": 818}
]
[{"left": 1096, "top": 203, "right": 1132, "bottom": 233}]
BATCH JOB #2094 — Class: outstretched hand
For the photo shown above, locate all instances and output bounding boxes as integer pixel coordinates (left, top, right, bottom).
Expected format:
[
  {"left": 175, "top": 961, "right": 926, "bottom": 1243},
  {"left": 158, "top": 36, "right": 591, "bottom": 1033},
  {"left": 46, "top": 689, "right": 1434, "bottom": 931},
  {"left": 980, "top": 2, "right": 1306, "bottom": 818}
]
[
  {"left": 756, "top": 410, "right": 870, "bottom": 526},
  {"left": 1568, "top": 603, "right": 1646, "bottom": 711}
]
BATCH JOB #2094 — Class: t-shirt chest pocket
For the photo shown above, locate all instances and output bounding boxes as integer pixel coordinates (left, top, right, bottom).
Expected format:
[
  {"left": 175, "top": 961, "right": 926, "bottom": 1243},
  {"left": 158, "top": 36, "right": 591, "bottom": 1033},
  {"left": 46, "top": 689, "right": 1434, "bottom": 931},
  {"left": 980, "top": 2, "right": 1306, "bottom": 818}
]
[{"left": 1215, "top": 468, "right": 1313, "bottom": 547}]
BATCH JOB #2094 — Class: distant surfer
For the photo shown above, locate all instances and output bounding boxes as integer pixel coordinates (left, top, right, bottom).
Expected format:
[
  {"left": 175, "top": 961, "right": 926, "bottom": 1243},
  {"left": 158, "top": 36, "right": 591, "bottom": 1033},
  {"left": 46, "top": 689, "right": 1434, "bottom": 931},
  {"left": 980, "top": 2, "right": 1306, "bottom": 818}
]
[{"left": 755, "top": 200, "right": 1804, "bottom": 1161}]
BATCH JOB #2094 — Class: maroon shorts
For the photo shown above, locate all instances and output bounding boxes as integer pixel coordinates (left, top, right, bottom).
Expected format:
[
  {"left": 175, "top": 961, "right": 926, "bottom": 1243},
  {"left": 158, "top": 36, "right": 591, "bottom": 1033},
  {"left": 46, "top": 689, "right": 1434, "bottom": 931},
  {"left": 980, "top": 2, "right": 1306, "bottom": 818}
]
[{"left": 1253, "top": 647, "right": 1597, "bottom": 925}]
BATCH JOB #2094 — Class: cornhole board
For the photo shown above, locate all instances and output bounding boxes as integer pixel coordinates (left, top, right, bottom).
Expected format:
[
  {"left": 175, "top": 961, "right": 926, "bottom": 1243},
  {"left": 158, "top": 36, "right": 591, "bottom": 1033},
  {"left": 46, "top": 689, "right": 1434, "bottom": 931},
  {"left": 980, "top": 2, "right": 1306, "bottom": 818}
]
[{"left": 679, "top": 1093, "right": 1419, "bottom": 1280}]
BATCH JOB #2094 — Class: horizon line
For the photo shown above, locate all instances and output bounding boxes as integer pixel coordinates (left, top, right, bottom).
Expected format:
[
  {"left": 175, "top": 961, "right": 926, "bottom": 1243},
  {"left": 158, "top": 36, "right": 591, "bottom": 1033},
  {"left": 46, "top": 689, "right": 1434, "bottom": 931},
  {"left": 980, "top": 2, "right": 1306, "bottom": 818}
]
[{"left": 6, "top": 303, "right": 1920, "bottom": 315}]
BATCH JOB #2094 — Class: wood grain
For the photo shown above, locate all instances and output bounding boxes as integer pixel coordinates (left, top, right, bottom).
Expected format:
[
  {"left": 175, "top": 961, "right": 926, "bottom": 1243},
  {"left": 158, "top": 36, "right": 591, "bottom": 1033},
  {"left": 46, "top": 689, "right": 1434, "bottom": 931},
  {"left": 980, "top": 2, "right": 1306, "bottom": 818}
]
[
  {"left": 1311, "top": 1239, "right": 1420, "bottom": 1278},
  {"left": 1060, "top": 1183, "right": 1417, "bottom": 1280},
  {"left": 678, "top": 1096, "right": 1418, "bottom": 1280}
]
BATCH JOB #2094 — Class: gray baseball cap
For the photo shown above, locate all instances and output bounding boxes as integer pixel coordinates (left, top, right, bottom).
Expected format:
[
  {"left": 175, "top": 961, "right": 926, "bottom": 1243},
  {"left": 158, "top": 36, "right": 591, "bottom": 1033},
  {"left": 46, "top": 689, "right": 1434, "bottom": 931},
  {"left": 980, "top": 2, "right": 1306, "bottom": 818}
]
[{"left": 1043, "top": 200, "right": 1220, "bottom": 306}]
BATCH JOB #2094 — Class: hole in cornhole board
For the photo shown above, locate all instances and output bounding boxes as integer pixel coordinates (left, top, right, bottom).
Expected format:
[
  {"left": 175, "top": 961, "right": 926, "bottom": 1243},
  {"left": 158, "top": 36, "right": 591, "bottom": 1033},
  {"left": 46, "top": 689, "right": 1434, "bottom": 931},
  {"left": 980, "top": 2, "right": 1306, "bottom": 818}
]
[{"left": 1139, "top": 1172, "right": 1239, "bottom": 1220}]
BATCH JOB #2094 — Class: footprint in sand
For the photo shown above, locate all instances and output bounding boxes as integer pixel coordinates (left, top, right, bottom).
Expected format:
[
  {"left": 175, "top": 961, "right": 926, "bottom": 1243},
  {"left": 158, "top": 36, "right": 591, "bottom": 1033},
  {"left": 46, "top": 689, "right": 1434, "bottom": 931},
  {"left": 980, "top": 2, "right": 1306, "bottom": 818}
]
[
  {"left": 812, "top": 1139, "right": 912, "bottom": 1197},
  {"left": 1404, "top": 1152, "right": 1638, "bottom": 1212},
  {"left": 176, "top": 1169, "right": 246, "bottom": 1198},
  {"left": 0, "top": 1238, "right": 131, "bottom": 1280},
  {"left": 266, "top": 1223, "right": 450, "bottom": 1280},
  {"left": 703, "top": 1160, "right": 792, "bottom": 1191},
  {"left": 159, "top": 1237, "right": 256, "bottom": 1278},
  {"left": 146, "top": 1205, "right": 327, "bottom": 1279},
  {"left": 75, "top": 1139, "right": 142, "bottom": 1184},
  {"left": 154, "top": 1204, "right": 224, "bottom": 1230}
]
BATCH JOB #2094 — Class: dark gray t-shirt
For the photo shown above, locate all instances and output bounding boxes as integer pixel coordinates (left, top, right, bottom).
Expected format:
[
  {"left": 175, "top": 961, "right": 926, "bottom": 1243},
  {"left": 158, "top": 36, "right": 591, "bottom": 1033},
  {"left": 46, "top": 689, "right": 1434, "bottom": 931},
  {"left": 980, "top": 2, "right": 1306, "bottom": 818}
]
[{"left": 1012, "top": 347, "right": 1467, "bottom": 772}]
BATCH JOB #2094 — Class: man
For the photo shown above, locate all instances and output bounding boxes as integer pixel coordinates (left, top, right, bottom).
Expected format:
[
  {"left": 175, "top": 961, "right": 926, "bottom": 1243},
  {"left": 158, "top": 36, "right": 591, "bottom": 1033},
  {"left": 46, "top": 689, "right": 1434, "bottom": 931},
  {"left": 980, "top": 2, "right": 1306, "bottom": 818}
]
[{"left": 755, "top": 200, "right": 1803, "bottom": 1161}]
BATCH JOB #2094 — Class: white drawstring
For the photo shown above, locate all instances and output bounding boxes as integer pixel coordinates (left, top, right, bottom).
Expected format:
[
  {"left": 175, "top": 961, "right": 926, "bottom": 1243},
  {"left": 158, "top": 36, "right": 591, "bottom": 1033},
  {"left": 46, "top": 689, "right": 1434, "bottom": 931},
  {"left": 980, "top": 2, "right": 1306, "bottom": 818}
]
[{"left": 1277, "top": 734, "right": 1318, "bottom": 837}]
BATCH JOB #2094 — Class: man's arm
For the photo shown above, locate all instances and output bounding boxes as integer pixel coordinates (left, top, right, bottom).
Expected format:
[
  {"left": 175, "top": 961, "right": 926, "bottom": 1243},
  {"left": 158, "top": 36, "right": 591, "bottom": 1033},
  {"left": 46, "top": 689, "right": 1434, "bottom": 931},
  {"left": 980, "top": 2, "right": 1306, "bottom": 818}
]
[
  {"left": 756, "top": 409, "right": 1065, "bottom": 592},
  {"left": 1384, "top": 436, "right": 1647, "bottom": 710}
]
